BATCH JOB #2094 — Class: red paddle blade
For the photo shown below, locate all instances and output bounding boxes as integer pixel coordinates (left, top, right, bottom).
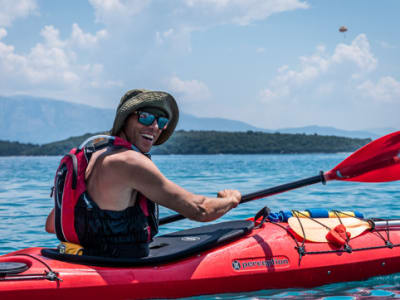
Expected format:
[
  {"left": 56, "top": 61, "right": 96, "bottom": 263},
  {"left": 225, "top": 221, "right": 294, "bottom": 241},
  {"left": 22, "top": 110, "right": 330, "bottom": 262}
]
[{"left": 325, "top": 131, "right": 400, "bottom": 182}]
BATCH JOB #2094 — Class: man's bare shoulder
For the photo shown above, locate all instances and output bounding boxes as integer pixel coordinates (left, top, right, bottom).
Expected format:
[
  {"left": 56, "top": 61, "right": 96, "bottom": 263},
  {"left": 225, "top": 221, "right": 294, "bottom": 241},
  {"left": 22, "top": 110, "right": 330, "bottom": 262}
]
[
  {"left": 102, "top": 149, "right": 152, "bottom": 169},
  {"left": 99, "top": 149, "right": 162, "bottom": 189}
]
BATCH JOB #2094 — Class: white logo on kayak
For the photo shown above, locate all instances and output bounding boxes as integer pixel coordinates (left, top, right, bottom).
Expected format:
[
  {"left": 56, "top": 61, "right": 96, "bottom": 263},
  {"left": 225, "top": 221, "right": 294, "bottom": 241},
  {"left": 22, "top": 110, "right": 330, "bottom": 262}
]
[
  {"left": 232, "top": 257, "right": 289, "bottom": 271},
  {"left": 181, "top": 236, "right": 201, "bottom": 242}
]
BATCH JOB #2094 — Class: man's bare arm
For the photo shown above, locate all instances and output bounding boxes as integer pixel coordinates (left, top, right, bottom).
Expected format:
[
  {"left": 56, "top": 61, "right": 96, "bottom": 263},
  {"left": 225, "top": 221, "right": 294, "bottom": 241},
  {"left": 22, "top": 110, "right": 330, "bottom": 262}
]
[{"left": 111, "top": 152, "right": 241, "bottom": 222}]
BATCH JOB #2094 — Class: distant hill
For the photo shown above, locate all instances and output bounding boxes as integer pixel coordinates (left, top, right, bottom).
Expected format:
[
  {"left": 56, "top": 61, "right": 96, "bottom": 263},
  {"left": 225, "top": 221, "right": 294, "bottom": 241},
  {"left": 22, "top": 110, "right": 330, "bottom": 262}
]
[
  {"left": 0, "top": 95, "right": 388, "bottom": 144},
  {"left": 0, "top": 95, "right": 114, "bottom": 144},
  {"left": 275, "top": 125, "right": 381, "bottom": 140},
  {"left": 0, "top": 131, "right": 370, "bottom": 156},
  {"left": 363, "top": 127, "right": 397, "bottom": 137},
  {"left": 152, "top": 131, "right": 370, "bottom": 155},
  {"left": 177, "top": 113, "right": 266, "bottom": 132}
]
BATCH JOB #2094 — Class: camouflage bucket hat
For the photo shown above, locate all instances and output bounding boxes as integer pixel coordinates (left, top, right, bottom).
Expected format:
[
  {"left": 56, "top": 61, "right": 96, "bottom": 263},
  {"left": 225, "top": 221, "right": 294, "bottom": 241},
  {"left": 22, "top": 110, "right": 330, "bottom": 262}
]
[{"left": 110, "top": 89, "right": 179, "bottom": 145}]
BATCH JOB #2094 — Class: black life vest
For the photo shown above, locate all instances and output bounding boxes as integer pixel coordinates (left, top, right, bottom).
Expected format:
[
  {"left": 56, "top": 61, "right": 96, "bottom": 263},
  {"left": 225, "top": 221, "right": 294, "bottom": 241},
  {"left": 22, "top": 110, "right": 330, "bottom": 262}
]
[{"left": 52, "top": 135, "right": 158, "bottom": 256}]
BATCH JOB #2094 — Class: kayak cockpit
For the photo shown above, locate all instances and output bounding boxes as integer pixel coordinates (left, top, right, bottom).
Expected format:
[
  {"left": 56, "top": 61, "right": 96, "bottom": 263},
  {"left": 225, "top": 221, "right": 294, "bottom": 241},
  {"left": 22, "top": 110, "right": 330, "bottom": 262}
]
[{"left": 41, "top": 220, "right": 254, "bottom": 267}]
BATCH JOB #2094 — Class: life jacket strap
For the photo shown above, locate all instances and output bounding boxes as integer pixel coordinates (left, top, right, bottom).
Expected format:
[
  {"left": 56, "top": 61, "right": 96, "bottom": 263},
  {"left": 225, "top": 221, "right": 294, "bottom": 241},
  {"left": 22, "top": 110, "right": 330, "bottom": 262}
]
[{"left": 57, "top": 242, "right": 84, "bottom": 256}]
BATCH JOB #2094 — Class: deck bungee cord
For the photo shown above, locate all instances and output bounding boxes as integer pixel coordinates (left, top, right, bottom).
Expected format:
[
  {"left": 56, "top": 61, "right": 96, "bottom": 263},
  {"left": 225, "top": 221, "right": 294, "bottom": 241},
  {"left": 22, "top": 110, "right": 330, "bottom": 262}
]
[
  {"left": 255, "top": 208, "right": 400, "bottom": 263},
  {"left": 0, "top": 253, "right": 62, "bottom": 282}
]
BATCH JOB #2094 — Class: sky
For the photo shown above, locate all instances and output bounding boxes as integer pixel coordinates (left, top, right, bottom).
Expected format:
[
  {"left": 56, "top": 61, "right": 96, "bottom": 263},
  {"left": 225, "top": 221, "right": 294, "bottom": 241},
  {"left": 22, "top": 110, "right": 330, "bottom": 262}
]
[{"left": 0, "top": 0, "right": 399, "bottom": 131}]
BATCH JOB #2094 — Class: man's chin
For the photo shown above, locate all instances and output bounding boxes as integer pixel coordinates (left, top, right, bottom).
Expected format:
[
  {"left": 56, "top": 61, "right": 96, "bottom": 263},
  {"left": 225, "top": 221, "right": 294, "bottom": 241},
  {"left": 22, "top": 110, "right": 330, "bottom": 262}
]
[{"left": 138, "top": 140, "right": 154, "bottom": 153}]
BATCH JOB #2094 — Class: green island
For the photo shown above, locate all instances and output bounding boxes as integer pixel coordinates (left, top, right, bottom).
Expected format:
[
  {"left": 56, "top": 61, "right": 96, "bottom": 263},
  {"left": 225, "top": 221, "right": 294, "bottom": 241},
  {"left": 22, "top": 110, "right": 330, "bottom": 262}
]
[{"left": 0, "top": 131, "right": 370, "bottom": 156}]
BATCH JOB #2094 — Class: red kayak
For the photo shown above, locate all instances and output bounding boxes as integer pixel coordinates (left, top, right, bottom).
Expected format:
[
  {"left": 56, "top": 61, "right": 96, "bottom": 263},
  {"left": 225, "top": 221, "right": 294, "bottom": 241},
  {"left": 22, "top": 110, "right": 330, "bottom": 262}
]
[{"left": 1, "top": 216, "right": 400, "bottom": 300}]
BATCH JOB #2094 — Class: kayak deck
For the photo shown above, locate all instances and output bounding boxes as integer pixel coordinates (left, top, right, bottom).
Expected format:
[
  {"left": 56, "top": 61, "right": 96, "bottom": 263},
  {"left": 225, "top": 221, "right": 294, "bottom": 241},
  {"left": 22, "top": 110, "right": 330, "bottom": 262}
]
[
  {"left": 1, "top": 219, "right": 400, "bottom": 299},
  {"left": 42, "top": 220, "right": 254, "bottom": 266}
]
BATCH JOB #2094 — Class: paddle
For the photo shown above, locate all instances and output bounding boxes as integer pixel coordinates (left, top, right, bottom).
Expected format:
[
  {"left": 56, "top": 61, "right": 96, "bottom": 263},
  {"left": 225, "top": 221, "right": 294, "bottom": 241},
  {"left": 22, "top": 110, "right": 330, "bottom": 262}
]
[
  {"left": 288, "top": 217, "right": 400, "bottom": 243},
  {"left": 159, "top": 131, "right": 400, "bottom": 226}
]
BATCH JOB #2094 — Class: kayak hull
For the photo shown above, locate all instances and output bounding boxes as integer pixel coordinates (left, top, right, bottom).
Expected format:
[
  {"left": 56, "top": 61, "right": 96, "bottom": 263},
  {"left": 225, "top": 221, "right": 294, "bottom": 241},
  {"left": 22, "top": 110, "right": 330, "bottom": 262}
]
[{"left": 1, "top": 221, "right": 400, "bottom": 299}]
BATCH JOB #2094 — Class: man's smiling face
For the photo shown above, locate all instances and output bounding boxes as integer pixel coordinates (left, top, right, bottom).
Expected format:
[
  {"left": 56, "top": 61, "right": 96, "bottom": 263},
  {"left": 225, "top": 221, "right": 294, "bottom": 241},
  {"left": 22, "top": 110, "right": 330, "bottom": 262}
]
[{"left": 122, "top": 111, "right": 165, "bottom": 153}]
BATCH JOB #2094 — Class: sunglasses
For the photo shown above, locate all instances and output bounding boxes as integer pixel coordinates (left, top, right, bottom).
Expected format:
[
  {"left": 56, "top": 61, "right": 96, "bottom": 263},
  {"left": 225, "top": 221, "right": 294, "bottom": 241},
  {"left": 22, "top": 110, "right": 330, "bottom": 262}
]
[{"left": 135, "top": 111, "right": 169, "bottom": 129}]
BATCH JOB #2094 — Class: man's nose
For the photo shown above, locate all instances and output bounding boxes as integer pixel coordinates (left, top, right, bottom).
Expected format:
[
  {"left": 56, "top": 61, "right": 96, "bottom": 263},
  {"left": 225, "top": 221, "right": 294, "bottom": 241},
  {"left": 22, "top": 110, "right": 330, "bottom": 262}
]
[{"left": 148, "top": 119, "right": 159, "bottom": 129}]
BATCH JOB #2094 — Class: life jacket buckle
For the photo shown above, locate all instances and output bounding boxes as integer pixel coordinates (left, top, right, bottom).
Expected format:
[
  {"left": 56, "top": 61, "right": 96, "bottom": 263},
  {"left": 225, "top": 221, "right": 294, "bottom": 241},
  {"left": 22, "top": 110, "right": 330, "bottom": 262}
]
[{"left": 57, "top": 243, "right": 66, "bottom": 254}]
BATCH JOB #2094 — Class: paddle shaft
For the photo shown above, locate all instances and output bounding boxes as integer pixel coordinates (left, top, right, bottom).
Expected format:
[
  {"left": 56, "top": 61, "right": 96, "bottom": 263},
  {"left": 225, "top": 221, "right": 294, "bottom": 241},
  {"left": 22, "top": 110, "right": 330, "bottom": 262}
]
[
  {"left": 159, "top": 173, "right": 325, "bottom": 225},
  {"left": 241, "top": 172, "right": 325, "bottom": 203}
]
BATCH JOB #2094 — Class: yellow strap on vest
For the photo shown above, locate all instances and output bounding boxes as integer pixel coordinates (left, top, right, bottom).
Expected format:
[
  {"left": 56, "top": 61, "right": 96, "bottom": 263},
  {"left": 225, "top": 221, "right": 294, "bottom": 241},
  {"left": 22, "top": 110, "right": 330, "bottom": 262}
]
[{"left": 58, "top": 242, "right": 84, "bottom": 255}]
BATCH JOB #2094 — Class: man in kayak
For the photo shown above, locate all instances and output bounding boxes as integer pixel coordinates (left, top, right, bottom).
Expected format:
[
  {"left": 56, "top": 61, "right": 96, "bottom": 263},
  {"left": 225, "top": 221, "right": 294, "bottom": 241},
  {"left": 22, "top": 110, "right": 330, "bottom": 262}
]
[{"left": 45, "top": 89, "right": 241, "bottom": 257}]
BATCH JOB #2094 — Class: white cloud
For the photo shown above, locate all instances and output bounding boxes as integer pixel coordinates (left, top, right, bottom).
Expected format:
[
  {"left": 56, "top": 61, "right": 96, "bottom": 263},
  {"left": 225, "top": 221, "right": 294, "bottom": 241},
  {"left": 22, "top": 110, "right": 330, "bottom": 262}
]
[
  {"left": 259, "top": 87, "right": 288, "bottom": 104},
  {"left": 0, "top": 0, "right": 37, "bottom": 27},
  {"left": 0, "top": 23, "right": 110, "bottom": 90},
  {"left": 259, "top": 88, "right": 274, "bottom": 103},
  {"left": 40, "top": 25, "right": 66, "bottom": 48},
  {"left": 28, "top": 45, "right": 73, "bottom": 83},
  {"left": 276, "top": 63, "right": 320, "bottom": 86},
  {"left": 89, "top": 0, "right": 151, "bottom": 24},
  {"left": 260, "top": 34, "right": 377, "bottom": 103},
  {"left": 182, "top": 0, "right": 309, "bottom": 26},
  {"left": 357, "top": 76, "right": 400, "bottom": 103},
  {"left": 71, "top": 23, "right": 108, "bottom": 48},
  {"left": 332, "top": 34, "right": 377, "bottom": 72},
  {"left": 167, "top": 76, "right": 211, "bottom": 102}
]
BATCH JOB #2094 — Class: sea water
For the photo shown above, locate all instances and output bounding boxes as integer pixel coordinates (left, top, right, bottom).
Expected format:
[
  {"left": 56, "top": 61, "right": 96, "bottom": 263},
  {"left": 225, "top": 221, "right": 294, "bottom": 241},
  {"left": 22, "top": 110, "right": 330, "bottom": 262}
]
[{"left": 0, "top": 154, "right": 400, "bottom": 299}]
